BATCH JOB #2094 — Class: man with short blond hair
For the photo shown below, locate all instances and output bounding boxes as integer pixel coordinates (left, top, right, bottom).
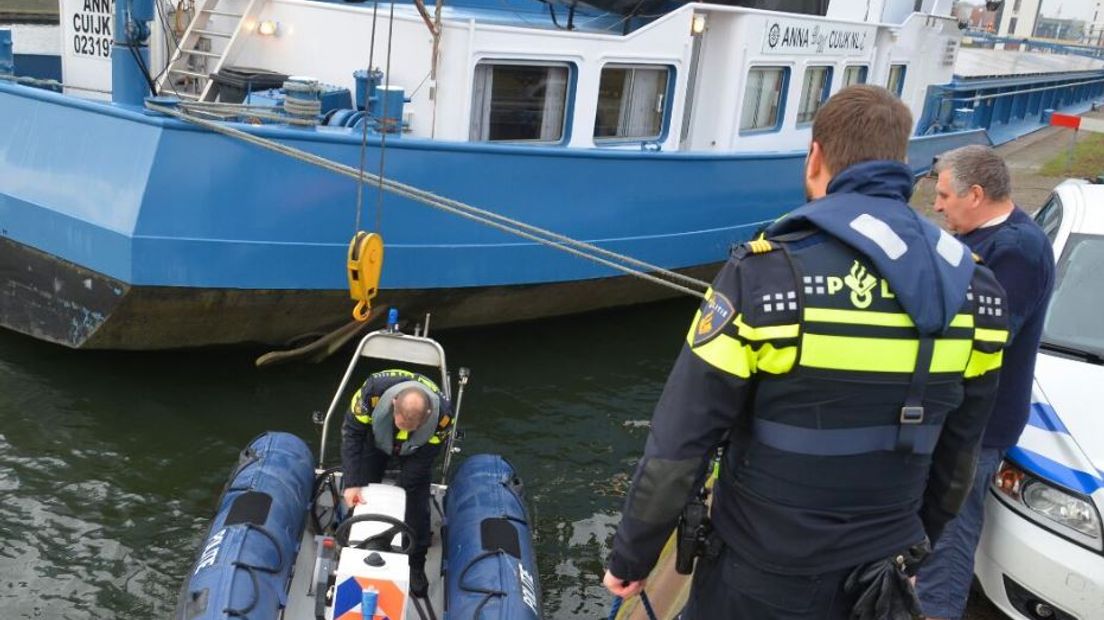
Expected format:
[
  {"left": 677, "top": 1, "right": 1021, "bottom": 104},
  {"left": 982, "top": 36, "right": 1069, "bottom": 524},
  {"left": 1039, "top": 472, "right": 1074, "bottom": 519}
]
[
  {"left": 918, "top": 145, "right": 1055, "bottom": 620},
  {"left": 604, "top": 86, "right": 1009, "bottom": 618}
]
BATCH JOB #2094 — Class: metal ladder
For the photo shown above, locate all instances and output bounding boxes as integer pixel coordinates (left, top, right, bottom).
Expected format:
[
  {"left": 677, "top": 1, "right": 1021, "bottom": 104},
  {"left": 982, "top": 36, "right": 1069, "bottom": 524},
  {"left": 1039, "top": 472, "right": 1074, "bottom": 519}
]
[{"left": 157, "top": 0, "right": 261, "bottom": 101}]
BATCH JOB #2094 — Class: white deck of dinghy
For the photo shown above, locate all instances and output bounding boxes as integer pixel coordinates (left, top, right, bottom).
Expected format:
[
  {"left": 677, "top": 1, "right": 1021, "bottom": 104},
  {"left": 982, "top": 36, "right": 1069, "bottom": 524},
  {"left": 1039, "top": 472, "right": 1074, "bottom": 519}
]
[{"left": 283, "top": 483, "right": 447, "bottom": 620}]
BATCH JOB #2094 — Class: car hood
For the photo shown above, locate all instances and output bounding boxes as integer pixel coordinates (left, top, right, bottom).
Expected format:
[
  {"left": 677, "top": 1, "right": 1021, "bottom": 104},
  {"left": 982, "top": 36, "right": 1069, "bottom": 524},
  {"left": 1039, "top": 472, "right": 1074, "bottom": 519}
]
[{"left": 1017, "top": 352, "right": 1104, "bottom": 496}]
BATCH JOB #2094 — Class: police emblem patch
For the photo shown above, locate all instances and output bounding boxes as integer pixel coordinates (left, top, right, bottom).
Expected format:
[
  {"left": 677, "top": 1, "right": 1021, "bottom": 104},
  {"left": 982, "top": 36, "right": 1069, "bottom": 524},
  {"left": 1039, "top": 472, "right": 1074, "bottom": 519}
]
[
  {"left": 693, "top": 292, "right": 735, "bottom": 347},
  {"left": 844, "top": 260, "right": 878, "bottom": 308}
]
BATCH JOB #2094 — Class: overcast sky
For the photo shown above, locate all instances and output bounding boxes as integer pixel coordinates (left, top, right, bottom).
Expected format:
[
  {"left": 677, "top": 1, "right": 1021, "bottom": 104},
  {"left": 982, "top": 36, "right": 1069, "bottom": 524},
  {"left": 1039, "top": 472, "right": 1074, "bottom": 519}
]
[{"left": 1039, "top": 0, "right": 1097, "bottom": 20}]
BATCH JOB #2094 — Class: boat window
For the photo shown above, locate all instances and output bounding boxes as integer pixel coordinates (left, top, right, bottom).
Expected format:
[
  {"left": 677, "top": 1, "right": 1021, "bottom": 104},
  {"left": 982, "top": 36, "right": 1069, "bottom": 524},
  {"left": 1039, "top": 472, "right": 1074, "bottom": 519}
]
[
  {"left": 595, "top": 65, "right": 670, "bottom": 141},
  {"left": 740, "top": 67, "right": 788, "bottom": 132},
  {"left": 796, "top": 66, "right": 832, "bottom": 125},
  {"left": 842, "top": 65, "right": 867, "bottom": 87},
  {"left": 1034, "top": 195, "right": 1063, "bottom": 244},
  {"left": 470, "top": 63, "right": 571, "bottom": 142},
  {"left": 887, "top": 64, "right": 907, "bottom": 97}
]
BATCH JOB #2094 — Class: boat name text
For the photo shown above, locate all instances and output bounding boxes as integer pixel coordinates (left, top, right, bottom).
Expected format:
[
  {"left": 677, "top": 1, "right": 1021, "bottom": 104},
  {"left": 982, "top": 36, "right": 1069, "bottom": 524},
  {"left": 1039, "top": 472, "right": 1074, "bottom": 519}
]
[
  {"left": 69, "top": 0, "right": 113, "bottom": 59},
  {"left": 763, "top": 19, "right": 871, "bottom": 57}
]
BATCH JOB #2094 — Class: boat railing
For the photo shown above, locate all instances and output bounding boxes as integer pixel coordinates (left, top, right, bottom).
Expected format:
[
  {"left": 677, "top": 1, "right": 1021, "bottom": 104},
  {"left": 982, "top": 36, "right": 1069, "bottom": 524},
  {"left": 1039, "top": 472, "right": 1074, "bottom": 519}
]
[{"left": 317, "top": 329, "right": 450, "bottom": 467}]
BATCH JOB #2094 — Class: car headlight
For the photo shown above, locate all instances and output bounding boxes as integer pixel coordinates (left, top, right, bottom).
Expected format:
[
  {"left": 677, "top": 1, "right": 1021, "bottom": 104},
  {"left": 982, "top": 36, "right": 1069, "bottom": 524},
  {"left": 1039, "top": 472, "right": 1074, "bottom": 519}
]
[{"left": 993, "top": 459, "right": 1103, "bottom": 551}]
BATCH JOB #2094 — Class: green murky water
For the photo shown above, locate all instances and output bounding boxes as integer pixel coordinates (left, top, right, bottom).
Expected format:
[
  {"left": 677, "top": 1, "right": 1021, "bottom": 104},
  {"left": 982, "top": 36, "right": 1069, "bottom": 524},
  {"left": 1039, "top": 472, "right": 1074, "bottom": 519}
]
[{"left": 0, "top": 300, "right": 695, "bottom": 618}]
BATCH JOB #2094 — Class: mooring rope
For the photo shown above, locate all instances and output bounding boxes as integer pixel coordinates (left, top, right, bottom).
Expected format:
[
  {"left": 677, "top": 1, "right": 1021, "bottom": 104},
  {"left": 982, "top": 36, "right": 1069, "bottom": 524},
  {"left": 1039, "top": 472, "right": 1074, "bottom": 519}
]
[
  {"left": 177, "top": 101, "right": 319, "bottom": 125},
  {"left": 143, "top": 100, "right": 713, "bottom": 299},
  {"left": 0, "top": 74, "right": 111, "bottom": 94}
]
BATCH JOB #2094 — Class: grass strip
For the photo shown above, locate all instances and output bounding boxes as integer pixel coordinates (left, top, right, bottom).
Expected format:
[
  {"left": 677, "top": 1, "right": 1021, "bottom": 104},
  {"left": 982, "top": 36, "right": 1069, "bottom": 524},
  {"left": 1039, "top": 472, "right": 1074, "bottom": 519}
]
[{"left": 1041, "top": 132, "right": 1104, "bottom": 179}]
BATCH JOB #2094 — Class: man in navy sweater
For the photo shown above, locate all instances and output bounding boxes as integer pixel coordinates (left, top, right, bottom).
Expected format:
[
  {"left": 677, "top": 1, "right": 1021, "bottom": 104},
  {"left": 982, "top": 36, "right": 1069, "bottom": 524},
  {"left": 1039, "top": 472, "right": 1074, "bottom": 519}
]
[{"left": 917, "top": 145, "right": 1056, "bottom": 620}]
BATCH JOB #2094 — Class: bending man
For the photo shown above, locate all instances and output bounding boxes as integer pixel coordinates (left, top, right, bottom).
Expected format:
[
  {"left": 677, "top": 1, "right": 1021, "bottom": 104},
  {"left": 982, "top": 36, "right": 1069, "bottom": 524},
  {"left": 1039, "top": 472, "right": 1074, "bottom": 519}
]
[{"left": 342, "top": 368, "right": 453, "bottom": 597}]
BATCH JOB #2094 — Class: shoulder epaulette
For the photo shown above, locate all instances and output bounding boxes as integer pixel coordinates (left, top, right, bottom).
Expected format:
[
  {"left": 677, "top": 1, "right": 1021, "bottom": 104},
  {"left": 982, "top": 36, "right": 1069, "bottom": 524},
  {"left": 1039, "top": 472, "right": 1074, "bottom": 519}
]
[{"left": 745, "top": 239, "right": 777, "bottom": 254}]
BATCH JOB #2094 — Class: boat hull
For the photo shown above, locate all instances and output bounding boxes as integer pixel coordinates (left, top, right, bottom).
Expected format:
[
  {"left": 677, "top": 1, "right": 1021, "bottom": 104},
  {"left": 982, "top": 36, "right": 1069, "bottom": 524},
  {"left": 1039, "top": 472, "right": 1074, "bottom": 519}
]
[
  {"left": 1, "top": 233, "right": 721, "bottom": 349},
  {"left": 0, "top": 82, "right": 988, "bottom": 349}
]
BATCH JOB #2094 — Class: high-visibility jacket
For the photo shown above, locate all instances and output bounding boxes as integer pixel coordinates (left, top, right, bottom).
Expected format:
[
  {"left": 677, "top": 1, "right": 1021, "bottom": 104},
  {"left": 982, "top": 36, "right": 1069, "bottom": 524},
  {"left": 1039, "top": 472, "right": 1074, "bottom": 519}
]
[
  {"left": 609, "top": 160, "right": 1009, "bottom": 581},
  {"left": 341, "top": 369, "right": 453, "bottom": 487}
]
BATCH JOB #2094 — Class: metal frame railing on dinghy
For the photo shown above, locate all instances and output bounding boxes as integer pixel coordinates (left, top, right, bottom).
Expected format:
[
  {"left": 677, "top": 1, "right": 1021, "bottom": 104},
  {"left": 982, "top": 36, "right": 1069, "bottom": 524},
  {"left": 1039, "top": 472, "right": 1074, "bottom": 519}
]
[{"left": 316, "top": 311, "right": 471, "bottom": 484}]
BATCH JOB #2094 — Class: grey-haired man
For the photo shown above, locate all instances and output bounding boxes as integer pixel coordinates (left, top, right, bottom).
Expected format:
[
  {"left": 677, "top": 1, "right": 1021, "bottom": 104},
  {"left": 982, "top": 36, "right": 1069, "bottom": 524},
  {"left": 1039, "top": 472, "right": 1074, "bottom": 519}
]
[{"left": 918, "top": 145, "right": 1055, "bottom": 620}]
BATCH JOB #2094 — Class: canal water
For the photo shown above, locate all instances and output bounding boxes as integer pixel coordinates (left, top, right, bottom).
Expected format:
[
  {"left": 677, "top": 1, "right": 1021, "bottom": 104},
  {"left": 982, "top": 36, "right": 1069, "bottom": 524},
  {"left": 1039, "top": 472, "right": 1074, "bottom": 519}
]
[{"left": 0, "top": 299, "right": 696, "bottom": 618}]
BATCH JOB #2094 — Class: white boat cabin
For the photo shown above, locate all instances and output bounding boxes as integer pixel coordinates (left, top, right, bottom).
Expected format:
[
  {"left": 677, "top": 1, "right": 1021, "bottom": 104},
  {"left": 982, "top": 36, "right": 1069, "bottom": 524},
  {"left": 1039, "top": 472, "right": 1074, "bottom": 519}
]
[{"left": 61, "top": 0, "right": 962, "bottom": 153}]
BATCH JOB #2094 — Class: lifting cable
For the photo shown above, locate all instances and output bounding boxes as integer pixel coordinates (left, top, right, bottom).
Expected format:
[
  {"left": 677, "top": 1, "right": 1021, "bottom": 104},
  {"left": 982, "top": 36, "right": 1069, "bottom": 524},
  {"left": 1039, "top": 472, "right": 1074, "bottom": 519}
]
[
  {"left": 344, "top": 0, "right": 396, "bottom": 322},
  {"left": 347, "top": 0, "right": 386, "bottom": 323},
  {"left": 375, "top": 0, "right": 397, "bottom": 232},
  {"left": 353, "top": 0, "right": 381, "bottom": 236},
  {"left": 143, "top": 101, "right": 713, "bottom": 300}
]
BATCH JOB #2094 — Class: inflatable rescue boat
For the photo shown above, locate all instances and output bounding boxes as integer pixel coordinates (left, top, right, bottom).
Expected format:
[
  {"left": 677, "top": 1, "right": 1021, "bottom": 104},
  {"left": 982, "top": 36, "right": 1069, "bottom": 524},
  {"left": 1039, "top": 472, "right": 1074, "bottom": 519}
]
[{"left": 175, "top": 323, "right": 542, "bottom": 619}]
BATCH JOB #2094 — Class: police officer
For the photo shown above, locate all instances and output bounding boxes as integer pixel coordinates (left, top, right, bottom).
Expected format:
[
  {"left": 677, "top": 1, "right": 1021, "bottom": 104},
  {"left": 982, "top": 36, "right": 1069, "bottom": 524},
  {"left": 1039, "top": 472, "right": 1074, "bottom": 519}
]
[
  {"left": 342, "top": 369, "right": 453, "bottom": 597},
  {"left": 603, "top": 85, "right": 1009, "bottom": 619}
]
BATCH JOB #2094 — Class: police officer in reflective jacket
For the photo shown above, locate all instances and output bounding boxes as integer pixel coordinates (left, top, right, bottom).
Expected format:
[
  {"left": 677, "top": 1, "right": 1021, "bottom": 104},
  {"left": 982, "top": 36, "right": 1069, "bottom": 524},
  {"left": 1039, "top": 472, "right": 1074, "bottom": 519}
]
[
  {"left": 604, "top": 86, "right": 1010, "bottom": 619},
  {"left": 342, "top": 368, "right": 453, "bottom": 597}
]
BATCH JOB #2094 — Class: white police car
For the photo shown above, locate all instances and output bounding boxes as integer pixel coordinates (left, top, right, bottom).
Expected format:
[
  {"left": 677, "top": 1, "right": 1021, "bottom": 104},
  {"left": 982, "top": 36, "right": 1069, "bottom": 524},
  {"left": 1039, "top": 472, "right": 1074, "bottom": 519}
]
[{"left": 973, "top": 179, "right": 1104, "bottom": 620}]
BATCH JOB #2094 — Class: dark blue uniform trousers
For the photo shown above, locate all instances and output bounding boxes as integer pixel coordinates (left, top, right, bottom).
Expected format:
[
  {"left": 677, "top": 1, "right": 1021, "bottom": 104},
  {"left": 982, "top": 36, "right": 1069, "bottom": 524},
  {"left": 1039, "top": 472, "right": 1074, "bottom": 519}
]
[{"left": 682, "top": 544, "right": 858, "bottom": 619}]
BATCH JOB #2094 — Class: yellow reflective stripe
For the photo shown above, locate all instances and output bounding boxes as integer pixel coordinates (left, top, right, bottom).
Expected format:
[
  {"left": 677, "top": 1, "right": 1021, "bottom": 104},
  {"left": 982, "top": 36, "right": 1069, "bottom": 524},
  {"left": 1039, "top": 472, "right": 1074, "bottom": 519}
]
[
  {"left": 380, "top": 369, "right": 441, "bottom": 393},
  {"left": 685, "top": 308, "right": 703, "bottom": 342},
  {"left": 378, "top": 369, "right": 416, "bottom": 379},
  {"left": 805, "top": 307, "right": 914, "bottom": 327},
  {"left": 756, "top": 343, "right": 797, "bottom": 374},
  {"left": 734, "top": 314, "right": 799, "bottom": 341},
  {"left": 395, "top": 429, "right": 410, "bottom": 440},
  {"left": 428, "top": 435, "right": 441, "bottom": 444},
  {"left": 950, "top": 314, "right": 974, "bottom": 328},
  {"left": 689, "top": 331, "right": 753, "bottom": 378},
  {"left": 800, "top": 334, "right": 972, "bottom": 373},
  {"left": 686, "top": 309, "right": 793, "bottom": 377},
  {"left": 350, "top": 389, "right": 372, "bottom": 424},
  {"left": 804, "top": 308, "right": 974, "bottom": 330},
  {"left": 415, "top": 376, "right": 441, "bottom": 392},
  {"left": 974, "top": 327, "right": 1009, "bottom": 344},
  {"left": 748, "top": 239, "right": 774, "bottom": 253},
  {"left": 965, "top": 349, "right": 1003, "bottom": 378},
  {"left": 931, "top": 340, "right": 974, "bottom": 372}
]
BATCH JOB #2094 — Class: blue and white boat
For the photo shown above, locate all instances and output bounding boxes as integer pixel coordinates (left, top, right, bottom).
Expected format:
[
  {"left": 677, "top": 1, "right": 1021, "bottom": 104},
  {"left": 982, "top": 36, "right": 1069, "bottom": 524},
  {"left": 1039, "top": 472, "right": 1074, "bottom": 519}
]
[
  {"left": 0, "top": 0, "right": 1099, "bottom": 349},
  {"left": 177, "top": 317, "right": 543, "bottom": 619}
]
